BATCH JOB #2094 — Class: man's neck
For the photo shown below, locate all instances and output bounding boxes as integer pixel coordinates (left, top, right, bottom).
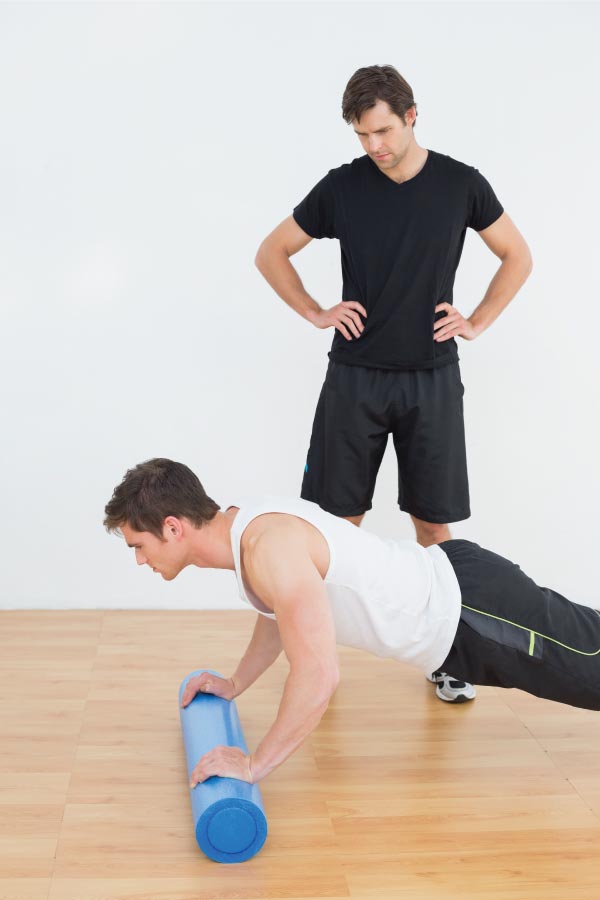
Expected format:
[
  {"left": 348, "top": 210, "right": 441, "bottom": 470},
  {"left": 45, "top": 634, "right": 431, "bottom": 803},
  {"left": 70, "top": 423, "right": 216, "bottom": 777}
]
[
  {"left": 189, "top": 507, "right": 238, "bottom": 571},
  {"left": 382, "top": 142, "right": 428, "bottom": 184}
]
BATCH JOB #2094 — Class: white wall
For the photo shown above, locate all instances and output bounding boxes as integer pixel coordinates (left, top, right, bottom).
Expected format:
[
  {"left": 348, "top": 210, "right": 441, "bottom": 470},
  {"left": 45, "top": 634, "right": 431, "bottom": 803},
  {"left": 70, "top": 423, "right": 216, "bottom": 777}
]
[{"left": 1, "top": 1, "right": 598, "bottom": 609}]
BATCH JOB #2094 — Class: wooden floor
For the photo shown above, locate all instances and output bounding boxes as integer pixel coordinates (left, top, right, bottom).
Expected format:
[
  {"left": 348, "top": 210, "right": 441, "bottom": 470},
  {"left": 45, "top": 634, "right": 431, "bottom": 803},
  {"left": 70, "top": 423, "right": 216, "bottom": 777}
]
[{"left": 2, "top": 611, "right": 600, "bottom": 900}]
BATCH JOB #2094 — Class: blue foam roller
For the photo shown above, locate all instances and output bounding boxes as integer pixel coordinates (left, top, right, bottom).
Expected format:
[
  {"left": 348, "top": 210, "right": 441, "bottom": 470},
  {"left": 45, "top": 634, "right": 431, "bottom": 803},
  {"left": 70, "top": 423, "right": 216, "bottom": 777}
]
[{"left": 179, "top": 669, "right": 268, "bottom": 863}]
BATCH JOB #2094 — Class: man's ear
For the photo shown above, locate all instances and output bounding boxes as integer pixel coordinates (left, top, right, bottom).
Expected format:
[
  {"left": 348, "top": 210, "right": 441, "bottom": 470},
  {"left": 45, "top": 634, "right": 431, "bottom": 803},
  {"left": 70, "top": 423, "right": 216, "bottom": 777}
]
[
  {"left": 163, "top": 516, "right": 184, "bottom": 539},
  {"left": 404, "top": 106, "right": 417, "bottom": 128}
]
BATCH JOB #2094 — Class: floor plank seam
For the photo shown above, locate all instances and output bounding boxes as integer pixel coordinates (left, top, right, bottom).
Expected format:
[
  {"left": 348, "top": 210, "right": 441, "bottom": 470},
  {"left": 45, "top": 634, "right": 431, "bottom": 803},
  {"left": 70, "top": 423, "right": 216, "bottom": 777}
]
[
  {"left": 48, "top": 610, "right": 105, "bottom": 898},
  {"left": 498, "top": 689, "right": 600, "bottom": 827}
]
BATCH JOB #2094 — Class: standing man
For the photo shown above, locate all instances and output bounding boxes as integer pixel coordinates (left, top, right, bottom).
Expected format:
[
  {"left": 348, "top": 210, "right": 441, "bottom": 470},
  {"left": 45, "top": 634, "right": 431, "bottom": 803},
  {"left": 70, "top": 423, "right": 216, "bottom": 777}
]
[{"left": 255, "top": 65, "right": 532, "bottom": 702}]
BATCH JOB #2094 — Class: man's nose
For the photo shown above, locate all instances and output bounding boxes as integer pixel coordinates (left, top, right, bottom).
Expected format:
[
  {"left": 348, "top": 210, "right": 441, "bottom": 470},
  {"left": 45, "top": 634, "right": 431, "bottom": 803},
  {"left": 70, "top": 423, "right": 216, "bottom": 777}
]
[{"left": 135, "top": 549, "right": 147, "bottom": 566}]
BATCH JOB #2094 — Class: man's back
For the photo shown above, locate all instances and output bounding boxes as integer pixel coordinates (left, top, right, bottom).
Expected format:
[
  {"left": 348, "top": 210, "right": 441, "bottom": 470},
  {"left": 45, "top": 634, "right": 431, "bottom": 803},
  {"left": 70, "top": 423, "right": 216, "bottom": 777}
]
[{"left": 230, "top": 495, "right": 461, "bottom": 673}]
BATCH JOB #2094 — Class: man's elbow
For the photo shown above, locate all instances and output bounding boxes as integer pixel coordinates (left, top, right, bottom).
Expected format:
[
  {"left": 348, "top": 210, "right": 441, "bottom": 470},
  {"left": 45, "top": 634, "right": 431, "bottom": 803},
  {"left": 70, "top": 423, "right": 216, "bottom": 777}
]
[
  {"left": 503, "top": 241, "right": 533, "bottom": 281},
  {"left": 320, "top": 665, "right": 341, "bottom": 706},
  {"left": 522, "top": 243, "right": 534, "bottom": 279},
  {"left": 298, "top": 662, "right": 340, "bottom": 710},
  {"left": 255, "top": 236, "right": 286, "bottom": 273},
  {"left": 254, "top": 239, "right": 269, "bottom": 274}
]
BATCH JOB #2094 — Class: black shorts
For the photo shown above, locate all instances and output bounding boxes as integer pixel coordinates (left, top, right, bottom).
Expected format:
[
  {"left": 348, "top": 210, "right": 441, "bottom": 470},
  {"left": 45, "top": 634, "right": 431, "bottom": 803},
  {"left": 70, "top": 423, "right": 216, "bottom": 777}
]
[
  {"left": 300, "top": 360, "right": 470, "bottom": 523},
  {"left": 440, "top": 540, "right": 600, "bottom": 711}
]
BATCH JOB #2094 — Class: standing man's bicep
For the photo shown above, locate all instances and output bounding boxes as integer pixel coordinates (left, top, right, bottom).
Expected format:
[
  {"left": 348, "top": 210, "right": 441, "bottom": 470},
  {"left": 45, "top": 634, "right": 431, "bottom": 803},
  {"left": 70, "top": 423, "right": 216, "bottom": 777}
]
[
  {"left": 477, "top": 212, "right": 532, "bottom": 266},
  {"left": 257, "top": 215, "right": 313, "bottom": 262}
]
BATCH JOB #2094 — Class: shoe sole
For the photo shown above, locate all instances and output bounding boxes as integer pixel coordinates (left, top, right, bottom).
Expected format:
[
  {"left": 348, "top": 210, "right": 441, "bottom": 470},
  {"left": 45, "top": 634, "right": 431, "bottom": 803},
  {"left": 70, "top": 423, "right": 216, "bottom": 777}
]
[
  {"left": 435, "top": 686, "right": 476, "bottom": 703},
  {"left": 436, "top": 692, "right": 474, "bottom": 703}
]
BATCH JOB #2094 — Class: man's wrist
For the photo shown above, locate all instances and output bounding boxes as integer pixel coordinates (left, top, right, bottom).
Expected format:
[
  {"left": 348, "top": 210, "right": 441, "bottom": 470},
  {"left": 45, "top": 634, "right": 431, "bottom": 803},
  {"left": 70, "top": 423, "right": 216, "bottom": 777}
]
[
  {"left": 304, "top": 303, "right": 322, "bottom": 326},
  {"left": 467, "top": 315, "right": 486, "bottom": 338},
  {"left": 247, "top": 752, "right": 269, "bottom": 783}
]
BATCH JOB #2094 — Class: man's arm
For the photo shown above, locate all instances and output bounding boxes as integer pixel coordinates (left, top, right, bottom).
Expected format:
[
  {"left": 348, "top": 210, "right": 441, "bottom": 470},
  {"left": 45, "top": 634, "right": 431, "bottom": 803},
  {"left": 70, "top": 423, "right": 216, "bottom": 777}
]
[
  {"left": 180, "top": 612, "right": 283, "bottom": 707},
  {"left": 434, "top": 212, "right": 533, "bottom": 343},
  {"left": 255, "top": 215, "right": 366, "bottom": 341},
  {"left": 247, "top": 526, "right": 340, "bottom": 781},
  {"left": 188, "top": 521, "right": 339, "bottom": 786}
]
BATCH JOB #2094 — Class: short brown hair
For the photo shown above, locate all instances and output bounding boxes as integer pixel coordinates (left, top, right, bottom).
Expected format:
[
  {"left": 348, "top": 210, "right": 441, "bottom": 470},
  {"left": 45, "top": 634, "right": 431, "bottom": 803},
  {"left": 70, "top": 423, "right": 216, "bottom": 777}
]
[
  {"left": 342, "top": 65, "right": 417, "bottom": 126},
  {"left": 104, "top": 458, "right": 220, "bottom": 539}
]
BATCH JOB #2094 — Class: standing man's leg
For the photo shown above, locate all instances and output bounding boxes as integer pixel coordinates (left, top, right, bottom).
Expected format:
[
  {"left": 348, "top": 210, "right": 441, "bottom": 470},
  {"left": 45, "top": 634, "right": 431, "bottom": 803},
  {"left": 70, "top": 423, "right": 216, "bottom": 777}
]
[
  {"left": 345, "top": 513, "right": 365, "bottom": 527},
  {"left": 410, "top": 516, "right": 451, "bottom": 547},
  {"left": 393, "top": 362, "right": 475, "bottom": 702},
  {"left": 346, "top": 516, "right": 448, "bottom": 545},
  {"left": 301, "top": 362, "right": 390, "bottom": 520},
  {"left": 302, "top": 360, "right": 475, "bottom": 703},
  {"left": 392, "top": 363, "right": 470, "bottom": 531}
]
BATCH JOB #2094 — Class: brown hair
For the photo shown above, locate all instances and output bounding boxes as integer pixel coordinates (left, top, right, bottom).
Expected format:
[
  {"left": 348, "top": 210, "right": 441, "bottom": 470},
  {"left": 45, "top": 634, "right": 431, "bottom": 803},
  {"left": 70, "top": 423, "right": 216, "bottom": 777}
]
[
  {"left": 342, "top": 65, "right": 417, "bottom": 126},
  {"left": 104, "top": 458, "right": 220, "bottom": 539}
]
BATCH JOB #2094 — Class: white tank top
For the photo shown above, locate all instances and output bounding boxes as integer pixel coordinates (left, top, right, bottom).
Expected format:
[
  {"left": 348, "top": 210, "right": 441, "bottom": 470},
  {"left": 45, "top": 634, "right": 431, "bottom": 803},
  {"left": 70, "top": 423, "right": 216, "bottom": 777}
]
[{"left": 229, "top": 496, "right": 462, "bottom": 675}]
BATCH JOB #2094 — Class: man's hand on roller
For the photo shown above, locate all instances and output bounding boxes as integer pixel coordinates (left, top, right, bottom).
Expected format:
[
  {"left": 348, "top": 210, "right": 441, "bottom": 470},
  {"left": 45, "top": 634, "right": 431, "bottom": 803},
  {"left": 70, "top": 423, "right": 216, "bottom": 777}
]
[
  {"left": 189, "top": 745, "right": 253, "bottom": 788},
  {"left": 180, "top": 673, "right": 237, "bottom": 707}
]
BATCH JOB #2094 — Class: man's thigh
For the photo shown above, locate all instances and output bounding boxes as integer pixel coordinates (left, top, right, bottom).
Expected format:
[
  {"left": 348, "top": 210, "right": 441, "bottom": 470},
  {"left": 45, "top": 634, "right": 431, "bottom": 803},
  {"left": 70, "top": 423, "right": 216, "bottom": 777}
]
[
  {"left": 440, "top": 538, "right": 600, "bottom": 710},
  {"left": 392, "top": 362, "right": 470, "bottom": 524},
  {"left": 301, "top": 362, "right": 390, "bottom": 517}
]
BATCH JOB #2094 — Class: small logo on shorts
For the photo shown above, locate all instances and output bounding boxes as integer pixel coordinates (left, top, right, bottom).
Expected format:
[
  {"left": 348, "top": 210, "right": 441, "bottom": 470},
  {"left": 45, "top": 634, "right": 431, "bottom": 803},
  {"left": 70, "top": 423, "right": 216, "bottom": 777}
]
[{"left": 304, "top": 463, "right": 309, "bottom": 474}]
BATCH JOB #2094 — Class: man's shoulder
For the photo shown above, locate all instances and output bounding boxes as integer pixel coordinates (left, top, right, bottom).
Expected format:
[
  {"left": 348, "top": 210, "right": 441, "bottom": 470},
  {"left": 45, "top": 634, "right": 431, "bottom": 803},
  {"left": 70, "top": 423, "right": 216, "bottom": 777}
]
[
  {"left": 429, "top": 149, "right": 480, "bottom": 181},
  {"left": 237, "top": 495, "right": 341, "bottom": 557},
  {"left": 326, "top": 155, "right": 371, "bottom": 183},
  {"left": 242, "top": 515, "right": 315, "bottom": 587},
  {"left": 237, "top": 496, "right": 316, "bottom": 543}
]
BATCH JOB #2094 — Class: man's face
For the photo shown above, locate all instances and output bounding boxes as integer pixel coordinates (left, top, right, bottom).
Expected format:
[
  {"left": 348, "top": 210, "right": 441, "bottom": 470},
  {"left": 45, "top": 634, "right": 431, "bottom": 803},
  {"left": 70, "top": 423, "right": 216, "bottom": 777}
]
[
  {"left": 353, "top": 99, "right": 413, "bottom": 171},
  {"left": 121, "top": 520, "right": 187, "bottom": 581}
]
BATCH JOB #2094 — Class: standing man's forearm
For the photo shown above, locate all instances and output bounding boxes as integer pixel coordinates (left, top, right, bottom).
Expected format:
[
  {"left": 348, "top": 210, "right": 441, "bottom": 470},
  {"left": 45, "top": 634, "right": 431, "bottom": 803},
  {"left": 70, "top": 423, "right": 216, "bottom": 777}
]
[
  {"left": 469, "top": 246, "right": 533, "bottom": 336},
  {"left": 256, "top": 217, "right": 367, "bottom": 341},
  {"left": 434, "top": 213, "right": 533, "bottom": 344},
  {"left": 255, "top": 241, "right": 321, "bottom": 324}
]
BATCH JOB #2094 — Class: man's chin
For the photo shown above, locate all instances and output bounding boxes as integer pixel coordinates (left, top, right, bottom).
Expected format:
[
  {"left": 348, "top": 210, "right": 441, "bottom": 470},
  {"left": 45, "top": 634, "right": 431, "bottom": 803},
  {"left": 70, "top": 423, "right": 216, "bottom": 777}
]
[
  {"left": 160, "top": 571, "right": 176, "bottom": 581},
  {"left": 160, "top": 561, "right": 189, "bottom": 581}
]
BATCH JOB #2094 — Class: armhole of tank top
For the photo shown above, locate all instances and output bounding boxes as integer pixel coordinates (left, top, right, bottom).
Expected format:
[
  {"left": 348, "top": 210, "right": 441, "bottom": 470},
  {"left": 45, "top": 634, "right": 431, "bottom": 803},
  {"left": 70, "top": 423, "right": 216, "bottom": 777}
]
[{"left": 232, "top": 506, "right": 336, "bottom": 600}]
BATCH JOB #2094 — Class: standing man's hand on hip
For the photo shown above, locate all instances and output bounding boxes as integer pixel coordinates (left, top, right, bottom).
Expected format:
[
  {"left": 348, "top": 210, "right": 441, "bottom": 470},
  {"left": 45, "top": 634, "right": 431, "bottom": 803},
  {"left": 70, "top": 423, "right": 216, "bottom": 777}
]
[
  {"left": 307, "top": 301, "right": 367, "bottom": 341},
  {"left": 434, "top": 302, "right": 482, "bottom": 342}
]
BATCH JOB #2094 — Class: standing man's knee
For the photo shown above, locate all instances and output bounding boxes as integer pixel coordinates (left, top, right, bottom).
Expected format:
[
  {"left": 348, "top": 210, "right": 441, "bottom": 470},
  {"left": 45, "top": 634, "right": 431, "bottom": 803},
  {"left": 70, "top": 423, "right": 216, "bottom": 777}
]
[
  {"left": 411, "top": 515, "right": 451, "bottom": 547},
  {"left": 345, "top": 513, "right": 365, "bottom": 528}
]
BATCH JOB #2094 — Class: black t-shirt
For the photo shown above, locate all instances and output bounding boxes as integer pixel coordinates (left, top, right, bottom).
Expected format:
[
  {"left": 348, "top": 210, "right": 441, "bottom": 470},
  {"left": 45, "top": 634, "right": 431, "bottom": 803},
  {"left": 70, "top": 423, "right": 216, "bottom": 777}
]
[{"left": 293, "top": 150, "right": 503, "bottom": 370}]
